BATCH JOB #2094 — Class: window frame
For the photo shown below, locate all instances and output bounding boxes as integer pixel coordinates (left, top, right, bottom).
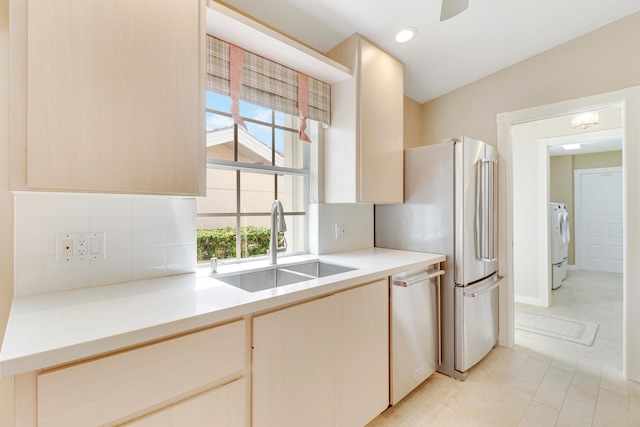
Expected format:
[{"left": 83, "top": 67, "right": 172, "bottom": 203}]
[{"left": 199, "top": 100, "right": 311, "bottom": 264}]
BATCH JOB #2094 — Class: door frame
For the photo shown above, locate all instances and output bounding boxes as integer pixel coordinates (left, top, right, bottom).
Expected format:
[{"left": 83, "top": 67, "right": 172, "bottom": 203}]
[
  {"left": 497, "top": 85, "right": 640, "bottom": 381},
  {"left": 574, "top": 166, "right": 623, "bottom": 272}
]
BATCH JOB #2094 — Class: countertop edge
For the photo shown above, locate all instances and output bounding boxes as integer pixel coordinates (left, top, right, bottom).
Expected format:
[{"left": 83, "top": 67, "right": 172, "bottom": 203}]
[{"left": 0, "top": 248, "right": 445, "bottom": 377}]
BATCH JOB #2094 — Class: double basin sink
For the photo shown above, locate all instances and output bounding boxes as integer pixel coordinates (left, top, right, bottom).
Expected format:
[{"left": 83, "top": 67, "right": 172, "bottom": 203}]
[{"left": 214, "top": 260, "right": 357, "bottom": 293}]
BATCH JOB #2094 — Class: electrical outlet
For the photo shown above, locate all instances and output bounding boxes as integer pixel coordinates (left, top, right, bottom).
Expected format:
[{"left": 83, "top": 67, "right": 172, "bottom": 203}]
[
  {"left": 335, "top": 223, "right": 346, "bottom": 239},
  {"left": 57, "top": 232, "right": 106, "bottom": 262}
]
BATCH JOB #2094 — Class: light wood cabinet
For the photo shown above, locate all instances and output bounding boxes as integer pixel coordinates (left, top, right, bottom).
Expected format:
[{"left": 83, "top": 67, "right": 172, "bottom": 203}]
[
  {"left": 123, "top": 378, "right": 245, "bottom": 427},
  {"left": 34, "top": 320, "right": 246, "bottom": 427},
  {"left": 334, "top": 279, "right": 390, "bottom": 427},
  {"left": 252, "top": 279, "right": 389, "bottom": 427},
  {"left": 325, "top": 33, "right": 404, "bottom": 204},
  {"left": 10, "top": 0, "right": 206, "bottom": 195}
]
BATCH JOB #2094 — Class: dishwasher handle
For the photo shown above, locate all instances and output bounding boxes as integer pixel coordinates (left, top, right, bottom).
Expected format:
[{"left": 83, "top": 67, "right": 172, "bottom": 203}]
[{"left": 392, "top": 269, "right": 444, "bottom": 287}]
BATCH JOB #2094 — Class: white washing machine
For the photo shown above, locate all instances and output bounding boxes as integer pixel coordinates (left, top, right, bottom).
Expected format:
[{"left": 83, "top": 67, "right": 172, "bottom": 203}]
[{"left": 550, "top": 202, "right": 570, "bottom": 289}]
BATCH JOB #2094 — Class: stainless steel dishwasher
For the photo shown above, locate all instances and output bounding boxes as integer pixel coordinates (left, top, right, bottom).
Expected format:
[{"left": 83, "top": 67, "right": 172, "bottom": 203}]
[{"left": 390, "top": 266, "right": 444, "bottom": 405}]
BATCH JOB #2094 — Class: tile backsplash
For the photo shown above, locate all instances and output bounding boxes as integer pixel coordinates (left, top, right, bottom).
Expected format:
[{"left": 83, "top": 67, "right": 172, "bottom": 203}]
[
  {"left": 14, "top": 193, "right": 197, "bottom": 297},
  {"left": 309, "top": 203, "right": 374, "bottom": 255}
]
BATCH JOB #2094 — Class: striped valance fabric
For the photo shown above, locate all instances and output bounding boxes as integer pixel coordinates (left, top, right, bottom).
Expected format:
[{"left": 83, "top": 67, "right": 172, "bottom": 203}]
[{"left": 206, "top": 35, "right": 331, "bottom": 126}]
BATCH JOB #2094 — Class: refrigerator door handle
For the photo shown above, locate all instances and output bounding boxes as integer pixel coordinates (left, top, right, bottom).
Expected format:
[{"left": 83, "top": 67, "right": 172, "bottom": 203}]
[
  {"left": 462, "top": 276, "right": 502, "bottom": 297},
  {"left": 476, "top": 158, "right": 498, "bottom": 262}
]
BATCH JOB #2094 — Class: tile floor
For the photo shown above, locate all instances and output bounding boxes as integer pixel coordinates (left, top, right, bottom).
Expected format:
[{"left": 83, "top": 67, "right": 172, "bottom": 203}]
[{"left": 368, "top": 270, "right": 639, "bottom": 426}]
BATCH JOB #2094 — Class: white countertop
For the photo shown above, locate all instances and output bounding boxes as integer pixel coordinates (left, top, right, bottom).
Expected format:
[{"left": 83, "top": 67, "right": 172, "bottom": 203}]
[{"left": 0, "top": 248, "right": 445, "bottom": 378}]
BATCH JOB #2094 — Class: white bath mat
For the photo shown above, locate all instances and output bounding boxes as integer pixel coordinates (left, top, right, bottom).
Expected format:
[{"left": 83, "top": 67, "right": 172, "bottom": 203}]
[{"left": 514, "top": 309, "right": 599, "bottom": 346}]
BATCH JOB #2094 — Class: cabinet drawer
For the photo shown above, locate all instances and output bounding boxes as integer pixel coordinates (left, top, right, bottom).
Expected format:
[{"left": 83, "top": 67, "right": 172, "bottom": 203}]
[{"left": 38, "top": 320, "right": 245, "bottom": 427}]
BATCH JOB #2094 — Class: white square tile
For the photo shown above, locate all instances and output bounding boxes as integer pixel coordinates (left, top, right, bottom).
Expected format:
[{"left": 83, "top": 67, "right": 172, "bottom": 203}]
[
  {"left": 14, "top": 256, "right": 44, "bottom": 297},
  {"left": 42, "top": 255, "right": 91, "bottom": 294},
  {"left": 131, "top": 215, "right": 166, "bottom": 248},
  {"left": 90, "top": 250, "right": 131, "bottom": 287},
  {"left": 132, "top": 196, "right": 166, "bottom": 216},
  {"left": 167, "top": 198, "right": 196, "bottom": 215},
  {"left": 14, "top": 216, "right": 42, "bottom": 257},
  {"left": 166, "top": 215, "right": 196, "bottom": 245},
  {"left": 91, "top": 216, "right": 131, "bottom": 253},
  {"left": 43, "top": 193, "right": 91, "bottom": 217},
  {"left": 90, "top": 195, "right": 132, "bottom": 217},
  {"left": 131, "top": 247, "right": 167, "bottom": 281},
  {"left": 42, "top": 216, "right": 92, "bottom": 256},
  {"left": 14, "top": 192, "right": 43, "bottom": 217},
  {"left": 308, "top": 204, "right": 319, "bottom": 255},
  {"left": 167, "top": 244, "right": 197, "bottom": 275}
]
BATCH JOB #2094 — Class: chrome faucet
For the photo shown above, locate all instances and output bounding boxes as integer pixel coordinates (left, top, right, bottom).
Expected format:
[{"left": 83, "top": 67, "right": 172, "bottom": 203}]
[{"left": 269, "top": 199, "right": 287, "bottom": 265}]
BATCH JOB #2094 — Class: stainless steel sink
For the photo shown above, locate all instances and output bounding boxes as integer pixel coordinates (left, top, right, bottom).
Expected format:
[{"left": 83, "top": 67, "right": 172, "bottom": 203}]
[
  {"left": 214, "top": 261, "right": 358, "bottom": 293},
  {"left": 278, "top": 260, "right": 357, "bottom": 278},
  {"left": 214, "top": 267, "right": 309, "bottom": 293}
]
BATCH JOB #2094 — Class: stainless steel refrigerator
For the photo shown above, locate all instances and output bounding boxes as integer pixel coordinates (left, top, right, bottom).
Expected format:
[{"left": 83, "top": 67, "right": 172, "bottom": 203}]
[{"left": 375, "top": 136, "right": 503, "bottom": 380}]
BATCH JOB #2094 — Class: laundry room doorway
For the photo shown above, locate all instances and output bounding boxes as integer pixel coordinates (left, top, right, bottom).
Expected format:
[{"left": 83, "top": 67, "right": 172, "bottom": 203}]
[{"left": 574, "top": 167, "right": 623, "bottom": 274}]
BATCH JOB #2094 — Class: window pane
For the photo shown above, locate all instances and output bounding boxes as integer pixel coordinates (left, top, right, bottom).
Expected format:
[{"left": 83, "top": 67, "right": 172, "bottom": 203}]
[
  {"left": 241, "top": 122, "right": 273, "bottom": 164},
  {"left": 240, "top": 171, "right": 275, "bottom": 214},
  {"left": 240, "top": 101, "right": 272, "bottom": 124},
  {"left": 278, "top": 175, "right": 306, "bottom": 213},
  {"left": 198, "top": 169, "right": 237, "bottom": 214},
  {"left": 239, "top": 216, "right": 272, "bottom": 259},
  {"left": 206, "top": 92, "right": 231, "bottom": 112},
  {"left": 275, "top": 128, "right": 305, "bottom": 169},
  {"left": 206, "top": 116, "right": 235, "bottom": 161},
  {"left": 196, "top": 216, "right": 237, "bottom": 261},
  {"left": 283, "top": 215, "right": 306, "bottom": 255}
]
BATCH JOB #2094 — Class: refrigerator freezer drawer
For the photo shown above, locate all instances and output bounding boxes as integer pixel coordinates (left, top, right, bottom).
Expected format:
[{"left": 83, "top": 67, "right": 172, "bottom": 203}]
[{"left": 455, "top": 275, "right": 502, "bottom": 375}]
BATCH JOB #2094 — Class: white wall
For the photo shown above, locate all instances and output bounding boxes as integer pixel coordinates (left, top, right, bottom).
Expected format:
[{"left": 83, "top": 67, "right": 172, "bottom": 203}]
[
  {"left": 511, "top": 109, "right": 622, "bottom": 306},
  {"left": 309, "top": 203, "right": 374, "bottom": 254},
  {"left": 13, "top": 193, "right": 197, "bottom": 297}
]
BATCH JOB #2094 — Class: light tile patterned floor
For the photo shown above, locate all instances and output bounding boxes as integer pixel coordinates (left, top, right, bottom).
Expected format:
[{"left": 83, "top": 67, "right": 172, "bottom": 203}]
[{"left": 368, "top": 270, "right": 639, "bottom": 426}]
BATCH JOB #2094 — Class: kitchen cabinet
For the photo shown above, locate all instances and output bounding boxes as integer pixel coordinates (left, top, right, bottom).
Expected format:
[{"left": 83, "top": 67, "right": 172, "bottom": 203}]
[
  {"left": 9, "top": 0, "right": 206, "bottom": 195},
  {"left": 32, "top": 320, "right": 246, "bottom": 427},
  {"left": 325, "top": 33, "right": 404, "bottom": 203},
  {"left": 123, "top": 379, "right": 245, "bottom": 427},
  {"left": 252, "top": 279, "right": 389, "bottom": 427}
]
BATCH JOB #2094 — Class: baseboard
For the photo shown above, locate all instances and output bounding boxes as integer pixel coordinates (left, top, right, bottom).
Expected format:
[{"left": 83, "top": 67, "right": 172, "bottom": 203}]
[
  {"left": 566, "top": 264, "right": 579, "bottom": 270},
  {"left": 514, "top": 294, "right": 544, "bottom": 306}
]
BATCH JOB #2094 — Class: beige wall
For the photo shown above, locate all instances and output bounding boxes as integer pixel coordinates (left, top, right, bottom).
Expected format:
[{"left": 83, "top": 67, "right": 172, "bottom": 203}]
[
  {"left": 550, "top": 150, "right": 623, "bottom": 265},
  {"left": 403, "top": 96, "right": 423, "bottom": 149},
  {"left": 0, "top": 0, "right": 15, "bottom": 424},
  {"left": 421, "top": 11, "right": 640, "bottom": 147},
  {"left": 549, "top": 155, "right": 575, "bottom": 264}
]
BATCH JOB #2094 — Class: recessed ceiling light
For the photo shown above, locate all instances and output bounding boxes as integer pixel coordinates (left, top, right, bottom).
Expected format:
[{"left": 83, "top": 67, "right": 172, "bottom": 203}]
[
  {"left": 394, "top": 27, "right": 418, "bottom": 43},
  {"left": 562, "top": 143, "right": 581, "bottom": 151}
]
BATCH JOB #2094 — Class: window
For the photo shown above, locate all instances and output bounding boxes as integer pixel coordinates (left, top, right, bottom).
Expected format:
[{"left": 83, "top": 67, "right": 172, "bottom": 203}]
[{"left": 197, "top": 92, "right": 313, "bottom": 262}]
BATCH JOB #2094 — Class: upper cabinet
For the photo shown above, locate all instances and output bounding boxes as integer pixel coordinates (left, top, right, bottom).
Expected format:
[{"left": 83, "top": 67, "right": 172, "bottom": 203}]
[
  {"left": 10, "top": 0, "right": 206, "bottom": 195},
  {"left": 325, "top": 33, "right": 404, "bottom": 204}
]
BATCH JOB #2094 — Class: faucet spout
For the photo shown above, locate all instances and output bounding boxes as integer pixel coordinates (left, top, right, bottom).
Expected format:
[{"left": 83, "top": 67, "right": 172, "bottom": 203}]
[{"left": 269, "top": 200, "right": 287, "bottom": 265}]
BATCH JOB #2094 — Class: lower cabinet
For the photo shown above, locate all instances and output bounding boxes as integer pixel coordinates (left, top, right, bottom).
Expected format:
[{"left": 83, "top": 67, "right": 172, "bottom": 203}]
[
  {"left": 123, "top": 378, "right": 245, "bottom": 427},
  {"left": 35, "top": 320, "right": 246, "bottom": 427},
  {"left": 252, "top": 279, "right": 389, "bottom": 427}
]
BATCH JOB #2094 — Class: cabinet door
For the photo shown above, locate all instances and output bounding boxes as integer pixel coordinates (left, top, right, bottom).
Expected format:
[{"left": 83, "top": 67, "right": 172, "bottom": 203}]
[
  {"left": 37, "top": 321, "right": 245, "bottom": 427},
  {"left": 252, "top": 297, "right": 335, "bottom": 427},
  {"left": 16, "top": 0, "right": 205, "bottom": 195},
  {"left": 122, "top": 378, "right": 245, "bottom": 427},
  {"left": 357, "top": 37, "right": 404, "bottom": 203},
  {"left": 334, "top": 279, "right": 390, "bottom": 427}
]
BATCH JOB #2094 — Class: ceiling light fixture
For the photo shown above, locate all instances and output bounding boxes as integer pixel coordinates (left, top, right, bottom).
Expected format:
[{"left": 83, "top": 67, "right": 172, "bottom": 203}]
[
  {"left": 572, "top": 111, "right": 599, "bottom": 130},
  {"left": 562, "top": 143, "right": 581, "bottom": 151},
  {"left": 394, "top": 27, "right": 418, "bottom": 43}
]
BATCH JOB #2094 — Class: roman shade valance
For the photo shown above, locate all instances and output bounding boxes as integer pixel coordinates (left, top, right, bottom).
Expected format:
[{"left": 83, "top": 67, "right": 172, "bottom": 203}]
[{"left": 206, "top": 35, "right": 331, "bottom": 138}]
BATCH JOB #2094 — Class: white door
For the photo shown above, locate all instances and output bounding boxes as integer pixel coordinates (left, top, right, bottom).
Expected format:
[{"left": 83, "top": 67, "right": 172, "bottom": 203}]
[{"left": 574, "top": 167, "right": 623, "bottom": 273}]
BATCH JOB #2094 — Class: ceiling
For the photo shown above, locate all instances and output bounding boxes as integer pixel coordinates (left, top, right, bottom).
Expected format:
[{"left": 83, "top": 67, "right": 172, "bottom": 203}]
[{"left": 217, "top": 0, "right": 640, "bottom": 103}]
